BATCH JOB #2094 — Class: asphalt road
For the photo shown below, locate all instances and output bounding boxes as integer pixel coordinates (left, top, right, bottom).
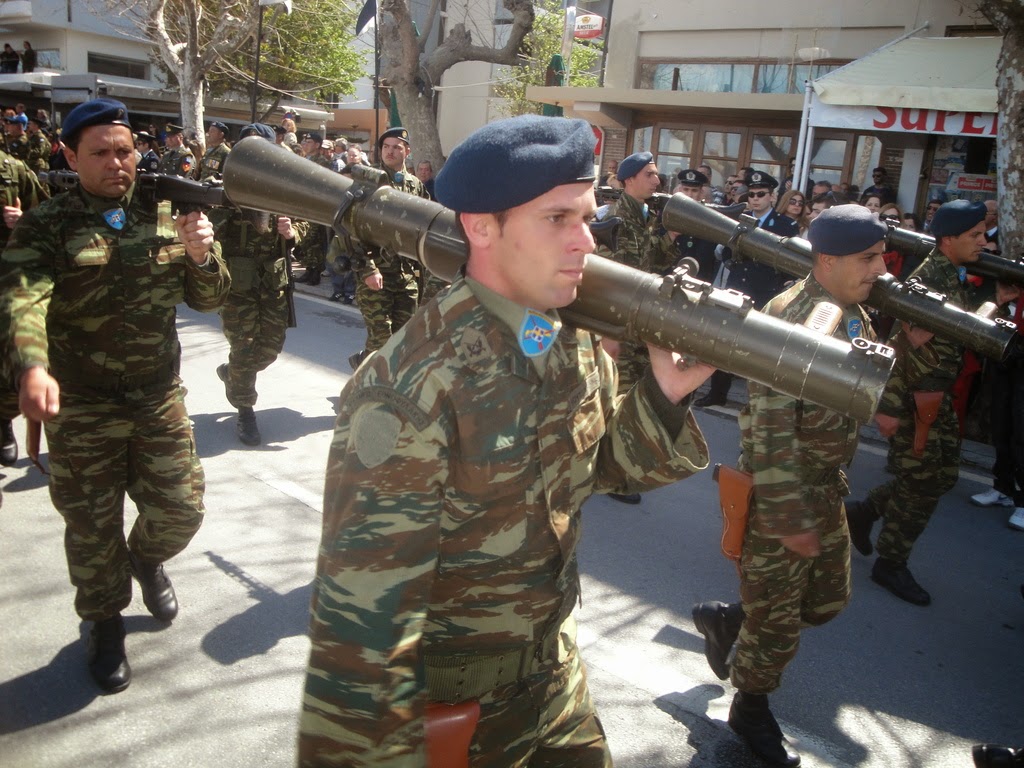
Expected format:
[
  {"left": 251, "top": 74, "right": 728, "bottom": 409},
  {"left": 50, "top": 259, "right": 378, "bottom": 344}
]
[{"left": 1, "top": 291, "right": 1021, "bottom": 767}]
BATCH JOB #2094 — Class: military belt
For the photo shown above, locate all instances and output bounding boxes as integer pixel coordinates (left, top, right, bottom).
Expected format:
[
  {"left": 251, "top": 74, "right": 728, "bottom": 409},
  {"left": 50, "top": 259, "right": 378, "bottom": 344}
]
[
  {"left": 69, "top": 363, "right": 176, "bottom": 395},
  {"left": 424, "top": 644, "right": 538, "bottom": 703}
]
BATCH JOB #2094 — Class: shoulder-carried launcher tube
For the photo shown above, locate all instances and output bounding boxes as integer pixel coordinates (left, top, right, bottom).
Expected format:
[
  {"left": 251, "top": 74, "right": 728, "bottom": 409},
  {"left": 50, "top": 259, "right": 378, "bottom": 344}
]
[{"left": 222, "top": 137, "right": 893, "bottom": 422}]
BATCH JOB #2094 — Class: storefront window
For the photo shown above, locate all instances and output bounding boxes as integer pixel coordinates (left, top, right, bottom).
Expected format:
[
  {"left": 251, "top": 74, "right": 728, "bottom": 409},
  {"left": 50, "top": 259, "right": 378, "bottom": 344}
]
[
  {"left": 701, "top": 131, "right": 742, "bottom": 187},
  {"left": 658, "top": 128, "right": 694, "bottom": 156},
  {"left": 750, "top": 134, "right": 792, "bottom": 181},
  {"left": 640, "top": 63, "right": 755, "bottom": 93},
  {"left": 633, "top": 125, "right": 653, "bottom": 153}
]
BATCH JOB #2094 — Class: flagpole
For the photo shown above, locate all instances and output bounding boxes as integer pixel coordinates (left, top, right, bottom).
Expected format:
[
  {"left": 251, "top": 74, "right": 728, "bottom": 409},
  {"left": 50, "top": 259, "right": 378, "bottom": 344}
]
[{"left": 373, "top": 1, "right": 380, "bottom": 158}]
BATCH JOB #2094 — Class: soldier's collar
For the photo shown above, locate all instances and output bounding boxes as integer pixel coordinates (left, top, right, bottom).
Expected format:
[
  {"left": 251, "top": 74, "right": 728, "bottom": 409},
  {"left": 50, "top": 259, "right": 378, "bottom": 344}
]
[
  {"left": 465, "top": 276, "right": 561, "bottom": 373},
  {"left": 78, "top": 181, "right": 135, "bottom": 215}
]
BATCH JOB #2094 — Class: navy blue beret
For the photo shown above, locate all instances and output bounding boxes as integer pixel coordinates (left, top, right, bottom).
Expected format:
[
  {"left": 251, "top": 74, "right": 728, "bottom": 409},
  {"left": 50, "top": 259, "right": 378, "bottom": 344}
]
[
  {"left": 745, "top": 170, "right": 778, "bottom": 189},
  {"left": 434, "top": 115, "right": 596, "bottom": 213},
  {"left": 677, "top": 168, "right": 709, "bottom": 187},
  {"left": 808, "top": 204, "right": 888, "bottom": 256},
  {"left": 61, "top": 98, "right": 131, "bottom": 141},
  {"left": 238, "top": 123, "right": 275, "bottom": 142},
  {"left": 303, "top": 131, "right": 323, "bottom": 144},
  {"left": 930, "top": 200, "right": 987, "bottom": 238},
  {"left": 378, "top": 126, "right": 410, "bottom": 150},
  {"left": 617, "top": 151, "right": 653, "bottom": 182},
  {"left": 209, "top": 121, "right": 229, "bottom": 135}
]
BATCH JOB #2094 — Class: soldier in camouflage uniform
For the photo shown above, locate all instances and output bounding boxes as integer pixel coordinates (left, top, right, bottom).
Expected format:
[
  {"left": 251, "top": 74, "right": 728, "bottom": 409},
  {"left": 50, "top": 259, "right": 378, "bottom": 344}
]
[
  {"left": 3, "top": 113, "right": 29, "bottom": 163},
  {"left": 593, "top": 150, "right": 678, "bottom": 505},
  {"left": 214, "top": 123, "right": 307, "bottom": 446},
  {"left": 0, "top": 146, "right": 46, "bottom": 466},
  {"left": 25, "top": 114, "right": 52, "bottom": 178},
  {"left": 157, "top": 123, "right": 195, "bottom": 178},
  {"left": 291, "top": 131, "right": 333, "bottom": 286},
  {"left": 299, "top": 115, "right": 713, "bottom": 767},
  {"left": 347, "top": 126, "right": 429, "bottom": 370},
  {"left": 693, "top": 206, "right": 889, "bottom": 766},
  {"left": 0, "top": 98, "right": 229, "bottom": 694},
  {"left": 199, "top": 120, "right": 231, "bottom": 181},
  {"left": 846, "top": 200, "right": 990, "bottom": 607}
]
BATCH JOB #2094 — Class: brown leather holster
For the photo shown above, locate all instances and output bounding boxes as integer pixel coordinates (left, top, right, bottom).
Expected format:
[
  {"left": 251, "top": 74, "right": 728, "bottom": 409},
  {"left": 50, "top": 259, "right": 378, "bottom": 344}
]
[
  {"left": 425, "top": 700, "right": 481, "bottom": 768},
  {"left": 26, "top": 417, "right": 47, "bottom": 474},
  {"left": 911, "top": 391, "right": 943, "bottom": 457},
  {"left": 713, "top": 463, "right": 753, "bottom": 562}
]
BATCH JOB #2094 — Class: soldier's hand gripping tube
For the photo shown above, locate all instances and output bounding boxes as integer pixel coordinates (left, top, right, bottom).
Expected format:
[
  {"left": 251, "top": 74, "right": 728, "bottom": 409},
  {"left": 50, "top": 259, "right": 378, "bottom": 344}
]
[
  {"left": 662, "top": 193, "right": 1020, "bottom": 362},
  {"left": 222, "top": 137, "right": 893, "bottom": 421}
]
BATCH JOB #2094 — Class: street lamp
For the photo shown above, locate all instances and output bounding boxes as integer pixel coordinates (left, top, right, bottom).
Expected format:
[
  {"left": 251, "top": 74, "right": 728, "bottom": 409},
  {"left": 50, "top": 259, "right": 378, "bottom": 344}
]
[{"left": 251, "top": 0, "right": 292, "bottom": 124}]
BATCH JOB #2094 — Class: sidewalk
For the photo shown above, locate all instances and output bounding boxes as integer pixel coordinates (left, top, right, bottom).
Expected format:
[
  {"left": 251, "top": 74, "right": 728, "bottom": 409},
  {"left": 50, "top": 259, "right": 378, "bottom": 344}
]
[{"left": 292, "top": 266, "right": 997, "bottom": 474}]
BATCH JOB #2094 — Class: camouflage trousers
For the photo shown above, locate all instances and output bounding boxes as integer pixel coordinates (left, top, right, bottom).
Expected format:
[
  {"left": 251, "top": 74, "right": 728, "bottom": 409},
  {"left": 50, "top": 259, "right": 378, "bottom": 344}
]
[
  {"left": 867, "top": 396, "right": 960, "bottom": 565},
  {"left": 467, "top": 637, "right": 611, "bottom": 767},
  {"left": 355, "top": 270, "right": 418, "bottom": 353},
  {"left": 221, "top": 288, "right": 289, "bottom": 408},
  {"left": 731, "top": 488, "right": 851, "bottom": 694},
  {"left": 46, "top": 384, "right": 205, "bottom": 622},
  {"left": 614, "top": 342, "right": 649, "bottom": 397}
]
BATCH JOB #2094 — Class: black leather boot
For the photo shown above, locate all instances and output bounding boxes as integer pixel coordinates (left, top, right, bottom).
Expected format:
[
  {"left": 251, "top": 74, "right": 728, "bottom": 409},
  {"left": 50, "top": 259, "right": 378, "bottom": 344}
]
[
  {"left": 88, "top": 614, "right": 131, "bottom": 693},
  {"left": 129, "top": 551, "right": 179, "bottom": 621},
  {"left": 608, "top": 492, "right": 642, "bottom": 505},
  {"left": 871, "top": 557, "right": 930, "bottom": 606},
  {"left": 845, "top": 498, "right": 878, "bottom": 556},
  {"left": 0, "top": 417, "right": 18, "bottom": 466},
  {"left": 692, "top": 601, "right": 744, "bottom": 680},
  {"left": 972, "top": 744, "right": 1024, "bottom": 767},
  {"left": 728, "top": 691, "right": 801, "bottom": 766},
  {"left": 237, "top": 407, "right": 261, "bottom": 446}
]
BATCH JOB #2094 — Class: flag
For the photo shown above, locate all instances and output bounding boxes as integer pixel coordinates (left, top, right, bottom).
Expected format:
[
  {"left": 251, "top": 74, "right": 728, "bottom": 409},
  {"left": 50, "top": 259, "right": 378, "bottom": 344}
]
[{"left": 356, "top": 0, "right": 376, "bottom": 35}]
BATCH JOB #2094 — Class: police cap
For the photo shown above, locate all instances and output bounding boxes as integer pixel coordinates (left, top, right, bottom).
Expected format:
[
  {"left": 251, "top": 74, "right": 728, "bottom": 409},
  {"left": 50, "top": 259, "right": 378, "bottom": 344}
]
[
  {"left": 165, "top": 123, "right": 185, "bottom": 135},
  {"left": 677, "top": 168, "right": 709, "bottom": 187},
  {"left": 60, "top": 98, "right": 132, "bottom": 142},
  {"left": 744, "top": 170, "right": 778, "bottom": 190},
  {"left": 434, "top": 115, "right": 596, "bottom": 214},
  {"left": 808, "top": 204, "right": 888, "bottom": 256},
  {"left": 930, "top": 200, "right": 987, "bottom": 239}
]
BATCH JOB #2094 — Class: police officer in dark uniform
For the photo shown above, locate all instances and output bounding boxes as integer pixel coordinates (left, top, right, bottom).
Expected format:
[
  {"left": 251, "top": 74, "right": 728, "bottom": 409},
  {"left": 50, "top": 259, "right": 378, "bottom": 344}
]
[
  {"left": 135, "top": 132, "right": 161, "bottom": 174},
  {"left": 697, "top": 170, "right": 799, "bottom": 407},
  {"left": 673, "top": 168, "right": 719, "bottom": 282}
]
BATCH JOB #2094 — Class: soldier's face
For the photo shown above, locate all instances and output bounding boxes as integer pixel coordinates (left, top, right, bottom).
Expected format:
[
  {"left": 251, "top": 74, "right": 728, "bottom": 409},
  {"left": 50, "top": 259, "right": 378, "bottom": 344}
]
[
  {"left": 65, "top": 124, "right": 136, "bottom": 198},
  {"left": 940, "top": 221, "right": 987, "bottom": 266},
  {"left": 464, "top": 182, "right": 596, "bottom": 310},
  {"left": 380, "top": 138, "right": 409, "bottom": 173},
  {"left": 819, "top": 240, "right": 887, "bottom": 305},
  {"left": 624, "top": 163, "right": 660, "bottom": 201}
]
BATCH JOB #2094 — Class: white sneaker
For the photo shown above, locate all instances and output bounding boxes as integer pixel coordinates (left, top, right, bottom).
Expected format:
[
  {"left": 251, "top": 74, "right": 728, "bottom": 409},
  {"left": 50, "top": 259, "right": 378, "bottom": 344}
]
[
  {"left": 1009, "top": 508, "right": 1024, "bottom": 531},
  {"left": 971, "top": 489, "right": 1014, "bottom": 508}
]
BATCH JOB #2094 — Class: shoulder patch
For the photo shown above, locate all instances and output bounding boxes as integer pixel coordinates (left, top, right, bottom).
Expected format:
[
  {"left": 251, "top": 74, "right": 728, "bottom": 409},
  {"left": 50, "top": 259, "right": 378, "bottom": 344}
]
[
  {"left": 347, "top": 384, "right": 431, "bottom": 432},
  {"left": 458, "top": 326, "right": 492, "bottom": 365},
  {"left": 351, "top": 405, "right": 402, "bottom": 469}
]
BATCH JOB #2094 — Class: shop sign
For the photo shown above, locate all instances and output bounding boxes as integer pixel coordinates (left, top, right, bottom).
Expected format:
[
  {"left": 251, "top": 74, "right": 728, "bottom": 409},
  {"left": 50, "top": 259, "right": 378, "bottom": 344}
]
[
  {"left": 812, "top": 101, "right": 998, "bottom": 137},
  {"left": 574, "top": 14, "right": 604, "bottom": 39}
]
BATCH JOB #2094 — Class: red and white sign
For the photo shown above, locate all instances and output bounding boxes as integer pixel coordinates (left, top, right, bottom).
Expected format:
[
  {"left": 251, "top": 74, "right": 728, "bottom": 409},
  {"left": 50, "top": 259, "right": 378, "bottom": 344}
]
[
  {"left": 812, "top": 101, "right": 998, "bottom": 138},
  {"left": 574, "top": 14, "right": 604, "bottom": 39},
  {"left": 954, "top": 173, "right": 997, "bottom": 193},
  {"left": 591, "top": 125, "right": 603, "bottom": 156}
]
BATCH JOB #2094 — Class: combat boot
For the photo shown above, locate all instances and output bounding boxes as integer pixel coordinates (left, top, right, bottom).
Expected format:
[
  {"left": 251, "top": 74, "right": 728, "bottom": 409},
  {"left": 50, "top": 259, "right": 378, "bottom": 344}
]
[
  {"left": 692, "top": 601, "right": 744, "bottom": 680},
  {"left": 608, "top": 492, "right": 642, "bottom": 505},
  {"left": 0, "top": 417, "right": 17, "bottom": 466},
  {"left": 728, "top": 691, "right": 801, "bottom": 766},
  {"left": 129, "top": 551, "right": 179, "bottom": 621},
  {"left": 871, "top": 557, "right": 930, "bottom": 606},
  {"left": 845, "top": 498, "right": 878, "bottom": 556},
  {"left": 88, "top": 614, "right": 131, "bottom": 693},
  {"left": 237, "top": 406, "right": 261, "bottom": 446},
  {"left": 972, "top": 744, "right": 1024, "bottom": 767},
  {"left": 348, "top": 349, "right": 367, "bottom": 371}
]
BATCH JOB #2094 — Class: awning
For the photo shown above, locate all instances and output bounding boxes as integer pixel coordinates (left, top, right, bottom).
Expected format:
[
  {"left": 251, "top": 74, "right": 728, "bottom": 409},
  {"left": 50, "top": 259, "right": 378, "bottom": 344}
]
[{"left": 812, "top": 36, "right": 1000, "bottom": 113}]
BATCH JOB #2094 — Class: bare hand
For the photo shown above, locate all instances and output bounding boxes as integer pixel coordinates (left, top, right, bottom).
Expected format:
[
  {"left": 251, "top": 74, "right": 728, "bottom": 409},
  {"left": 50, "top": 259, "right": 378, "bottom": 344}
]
[
  {"left": 19, "top": 366, "right": 60, "bottom": 422},
  {"left": 601, "top": 338, "right": 621, "bottom": 362},
  {"left": 874, "top": 412, "right": 899, "bottom": 438},
  {"left": 995, "top": 281, "right": 1021, "bottom": 307},
  {"left": 174, "top": 210, "right": 216, "bottom": 264},
  {"left": 647, "top": 345, "right": 715, "bottom": 404},
  {"left": 3, "top": 196, "right": 21, "bottom": 229},
  {"left": 780, "top": 531, "right": 820, "bottom": 557},
  {"left": 364, "top": 272, "right": 384, "bottom": 291},
  {"left": 903, "top": 324, "right": 934, "bottom": 350},
  {"left": 276, "top": 216, "right": 294, "bottom": 240}
]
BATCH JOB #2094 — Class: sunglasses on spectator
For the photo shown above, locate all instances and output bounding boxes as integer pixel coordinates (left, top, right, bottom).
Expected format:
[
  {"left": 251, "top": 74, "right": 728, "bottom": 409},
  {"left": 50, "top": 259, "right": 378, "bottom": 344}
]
[
  {"left": 748, "top": 190, "right": 771, "bottom": 198},
  {"left": 788, "top": 198, "right": 804, "bottom": 206}
]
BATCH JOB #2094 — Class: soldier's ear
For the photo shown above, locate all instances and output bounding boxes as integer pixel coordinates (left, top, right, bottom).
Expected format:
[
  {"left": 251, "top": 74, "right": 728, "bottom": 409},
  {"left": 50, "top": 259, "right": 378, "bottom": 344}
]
[{"left": 461, "top": 212, "right": 497, "bottom": 250}]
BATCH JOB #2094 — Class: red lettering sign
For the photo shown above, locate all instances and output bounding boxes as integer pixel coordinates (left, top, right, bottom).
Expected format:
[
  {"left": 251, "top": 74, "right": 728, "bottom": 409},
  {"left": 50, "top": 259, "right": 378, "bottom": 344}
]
[{"left": 873, "top": 107, "right": 897, "bottom": 130}]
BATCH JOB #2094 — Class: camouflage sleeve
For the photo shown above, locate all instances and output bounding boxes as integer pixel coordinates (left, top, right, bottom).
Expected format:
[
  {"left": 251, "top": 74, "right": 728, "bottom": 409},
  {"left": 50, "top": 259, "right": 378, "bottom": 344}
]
[
  {"left": 291, "top": 218, "right": 310, "bottom": 249},
  {"left": 300, "top": 382, "right": 450, "bottom": 766},
  {"left": 183, "top": 241, "right": 230, "bottom": 312},
  {"left": 594, "top": 346, "right": 710, "bottom": 494},
  {"left": 17, "top": 159, "right": 42, "bottom": 211},
  {"left": 0, "top": 207, "right": 57, "bottom": 378},
  {"left": 744, "top": 382, "right": 817, "bottom": 537}
]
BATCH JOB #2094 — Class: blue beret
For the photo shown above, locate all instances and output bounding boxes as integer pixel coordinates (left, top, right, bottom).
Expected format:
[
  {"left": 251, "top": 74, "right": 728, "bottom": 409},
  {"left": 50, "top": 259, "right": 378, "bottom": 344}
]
[
  {"left": 677, "top": 168, "right": 709, "bottom": 187},
  {"left": 434, "top": 115, "right": 596, "bottom": 213},
  {"left": 808, "top": 204, "right": 888, "bottom": 256},
  {"left": 3, "top": 113, "right": 27, "bottom": 126},
  {"left": 303, "top": 131, "right": 323, "bottom": 144},
  {"left": 209, "top": 121, "right": 229, "bottom": 135},
  {"left": 617, "top": 151, "right": 653, "bottom": 182},
  {"left": 745, "top": 170, "right": 778, "bottom": 189},
  {"left": 61, "top": 98, "right": 131, "bottom": 141},
  {"left": 930, "top": 200, "right": 987, "bottom": 238},
  {"left": 378, "top": 126, "right": 410, "bottom": 150},
  {"left": 238, "top": 123, "right": 275, "bottom": 142}
]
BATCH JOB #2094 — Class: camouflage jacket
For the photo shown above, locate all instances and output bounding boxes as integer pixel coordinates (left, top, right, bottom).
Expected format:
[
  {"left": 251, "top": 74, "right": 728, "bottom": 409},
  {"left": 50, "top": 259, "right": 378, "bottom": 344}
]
[
  {"left": 595, "top": 191, "right": 674, "bottom": 273},
  {"left": 355, "top": 167, "right": 429, "bottom": 279},
  {"left": 0, "top": 182, "right": 229, "bottom": 392},
  {"left": 5, "top": 133, "right": 28, "bottom": 164},
  {"left": 214, "top": 209, "right": 308, "bottom": 294},
  {"left": 25, "top": 131, "right": 51, "bottom": 175},
  {"left": 157, "top": 145, "right": 195, "bottom": 178},
  {"left": 877, "top": 250, "right": 972, "bottom": 417},
  {"left": 0, "top": 149, "right": 44, "bottom": 247},
  {"left": 199, "top": 142, "right": 230, "bottom": 181},
  {"left": 738, "top": 275, "right": 874, "bottom": 536},
  {"left": 300, "top": 275, "right": 709, "bottom": 765}
]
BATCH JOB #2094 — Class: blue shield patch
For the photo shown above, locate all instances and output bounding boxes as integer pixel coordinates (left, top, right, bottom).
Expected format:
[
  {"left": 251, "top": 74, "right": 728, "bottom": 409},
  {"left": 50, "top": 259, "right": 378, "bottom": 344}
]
[
  {"left": 847, "top": 317, "right": 863, "bottom": 339},
  {"left": 518, "top": 310, "right": 556, "bottom": 358},
  {"left": 103, "top": 208, "right": 126, "bottom": 231}
]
